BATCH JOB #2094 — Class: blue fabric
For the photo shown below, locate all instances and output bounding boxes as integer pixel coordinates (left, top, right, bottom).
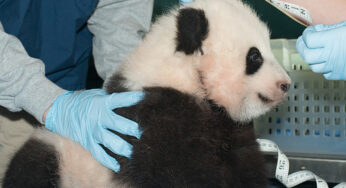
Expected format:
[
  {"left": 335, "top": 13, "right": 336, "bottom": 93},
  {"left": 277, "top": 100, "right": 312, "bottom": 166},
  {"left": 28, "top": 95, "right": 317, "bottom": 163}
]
[{"left": 0, "top": 0, "right": 99, "bottom": 90}]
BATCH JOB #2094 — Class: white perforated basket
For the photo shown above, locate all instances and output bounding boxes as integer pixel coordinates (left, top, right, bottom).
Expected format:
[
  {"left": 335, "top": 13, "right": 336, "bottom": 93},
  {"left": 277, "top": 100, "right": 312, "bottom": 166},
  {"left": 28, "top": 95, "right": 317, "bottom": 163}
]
[
  {"left": 254, "top": 39, "right": 346, "bottom": 183},
  {"left": 255, "top": 39, "right": 346, "bottom": 158}
]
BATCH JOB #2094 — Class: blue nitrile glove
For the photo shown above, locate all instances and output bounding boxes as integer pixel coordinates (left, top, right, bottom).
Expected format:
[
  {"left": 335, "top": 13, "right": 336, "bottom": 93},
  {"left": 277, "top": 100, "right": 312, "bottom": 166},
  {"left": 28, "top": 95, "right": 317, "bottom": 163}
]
[
  {"left": 45, "top": 89, "right": 144, "bottom": 172},
  {"left": 296, "top": 20, "right": 346, "bottom": 80},
  {"left": 179, "top": 0, "right": 194, "bottom": 5}
]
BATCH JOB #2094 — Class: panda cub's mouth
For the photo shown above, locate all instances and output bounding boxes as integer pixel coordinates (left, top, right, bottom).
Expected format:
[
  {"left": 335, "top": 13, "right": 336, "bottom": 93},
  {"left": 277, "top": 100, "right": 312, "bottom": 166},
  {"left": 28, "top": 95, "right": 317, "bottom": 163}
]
[{"left": 258, "top": 93, "right": 273, "bottom": 103}]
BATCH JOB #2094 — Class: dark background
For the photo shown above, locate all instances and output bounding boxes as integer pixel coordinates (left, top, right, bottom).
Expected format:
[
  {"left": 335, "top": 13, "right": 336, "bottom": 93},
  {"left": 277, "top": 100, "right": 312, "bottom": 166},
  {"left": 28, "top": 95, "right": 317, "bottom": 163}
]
[{"left": 153, "top": 0, "right": 305, "bottom": 38}]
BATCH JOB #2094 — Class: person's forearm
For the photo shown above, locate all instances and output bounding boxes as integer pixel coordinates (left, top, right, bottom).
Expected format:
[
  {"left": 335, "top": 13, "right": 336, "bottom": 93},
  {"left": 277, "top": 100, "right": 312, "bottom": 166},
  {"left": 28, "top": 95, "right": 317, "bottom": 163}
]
[
  {"left": 0, "top": 22, "right": 66, "bottom": 123},
  {"left": 282, "top": 0, "right": 346, "bottom": 25},
  {"left": 87, "top": 0, "right": 153, "bottom": 82},
  {"left": 16, "top": 73, "right": 66, "bottom": 124}
]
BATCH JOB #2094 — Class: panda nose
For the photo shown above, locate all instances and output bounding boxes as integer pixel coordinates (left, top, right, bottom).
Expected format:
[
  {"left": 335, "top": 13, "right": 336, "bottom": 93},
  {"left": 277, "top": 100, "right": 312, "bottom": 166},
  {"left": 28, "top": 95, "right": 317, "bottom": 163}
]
[{"left": 277, "top": 82, "right": 290, "bottom": 93}]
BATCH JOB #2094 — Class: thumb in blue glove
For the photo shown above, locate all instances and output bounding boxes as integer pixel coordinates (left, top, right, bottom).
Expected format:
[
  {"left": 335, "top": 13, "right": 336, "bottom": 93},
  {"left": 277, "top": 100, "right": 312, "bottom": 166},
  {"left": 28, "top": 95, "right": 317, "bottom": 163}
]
[
  {"left": 179, "top": 0, "right": 194, "bottom": 5},
  {"left": 296, "top": 20, "right": 346, "bottom": 80},
  {"left": 45, "top": 89, "right": 144, "bottom": 172}
]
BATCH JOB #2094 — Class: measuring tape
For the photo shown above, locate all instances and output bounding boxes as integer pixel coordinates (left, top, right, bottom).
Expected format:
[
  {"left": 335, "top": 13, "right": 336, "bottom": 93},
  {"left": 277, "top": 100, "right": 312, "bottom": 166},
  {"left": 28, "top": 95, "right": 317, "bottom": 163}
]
[
  {"left": 265, "top": 0, "right": 313, "bottom": 26},
  {"left": 257, "top": 139, "right": 346, "bottom": 188}
]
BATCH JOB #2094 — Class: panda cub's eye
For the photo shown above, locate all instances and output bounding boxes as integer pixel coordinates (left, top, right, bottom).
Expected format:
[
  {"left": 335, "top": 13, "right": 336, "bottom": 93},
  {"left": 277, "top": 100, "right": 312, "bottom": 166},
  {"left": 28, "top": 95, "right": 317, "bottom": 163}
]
[{"left": 246, "top": 47, "right": 263, "bottom": 75}]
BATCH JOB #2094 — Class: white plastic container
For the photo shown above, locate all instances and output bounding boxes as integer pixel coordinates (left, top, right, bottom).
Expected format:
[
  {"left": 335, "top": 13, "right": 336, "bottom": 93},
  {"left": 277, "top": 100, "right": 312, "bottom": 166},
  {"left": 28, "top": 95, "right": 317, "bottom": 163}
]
[{"left": 255, "top": 39, "right": 346, "bottom": 183}]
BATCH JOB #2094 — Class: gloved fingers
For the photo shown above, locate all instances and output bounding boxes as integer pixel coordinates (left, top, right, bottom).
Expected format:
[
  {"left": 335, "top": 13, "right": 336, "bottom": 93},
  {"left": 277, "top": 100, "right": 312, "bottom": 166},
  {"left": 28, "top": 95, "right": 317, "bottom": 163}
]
[
  {"left": 296, "top": 37, "right": 326, "bottom": 64},
  {"left": 296, "top": 36, "right": 304, "bottom": 52},
  {"left": 98, "top": 130, "right": 134, "bottom": 158},
  {"left": 74, "top": 89, "right": 108, "bottom": 103},
  {"left": 323, "top": 70, "right": 346, "bottom": 81},
  {"left": 309, "top": 63, "right": 331, "bottom": 74},
  {"left": 313, "top": 21, "right": 346, "bottom": 32},
  {"left": 80, "top": 89, "right": 107, "bottom": 96},
  {"left": 323, "top": 72, "right": 334, "bottom": 80},
  {"left": 92, "top": 143, "right": 121, "bottom": 172},
  {"left": 301, "top": 27, "right": 326, "bottom": 48},
  {"left": 103, "top": 112, "right": 141, "bottom": 139},
  {"left": 300, "top": 48, "right": 326, "bottom": 65},
  {"left": 108, "top": 91, "right": 145, "bottom": 109},
  {"left": 312, "top": 24, "right": 325, "bottom": 32}
]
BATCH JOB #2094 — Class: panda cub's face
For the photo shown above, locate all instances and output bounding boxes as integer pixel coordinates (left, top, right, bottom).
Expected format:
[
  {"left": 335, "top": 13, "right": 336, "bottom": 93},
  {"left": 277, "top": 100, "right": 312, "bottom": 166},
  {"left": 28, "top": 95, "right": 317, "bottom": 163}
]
[
  {"left": 117, "top": 0, "right": 291, "bottom": 123},
  {"left": 198, "top": 44, "right": 290, "bottom": 122},
  {"left": 175, "top": 1, "right": 291, "bottom": 122}
]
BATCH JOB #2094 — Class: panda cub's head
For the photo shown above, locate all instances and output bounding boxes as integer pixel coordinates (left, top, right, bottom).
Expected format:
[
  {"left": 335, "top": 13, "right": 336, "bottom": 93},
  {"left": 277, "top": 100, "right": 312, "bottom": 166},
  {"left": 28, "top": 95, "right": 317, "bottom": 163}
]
[{"left": 110, "top": 0, "right": 291, "bottom": 122}]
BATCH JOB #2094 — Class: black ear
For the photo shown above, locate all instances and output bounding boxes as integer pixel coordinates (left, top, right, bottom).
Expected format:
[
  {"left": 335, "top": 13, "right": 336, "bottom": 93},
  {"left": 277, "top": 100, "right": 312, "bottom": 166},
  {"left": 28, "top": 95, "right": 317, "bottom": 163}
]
[{"left": 176, "top": 8, "right": 209, "bottom": 55}]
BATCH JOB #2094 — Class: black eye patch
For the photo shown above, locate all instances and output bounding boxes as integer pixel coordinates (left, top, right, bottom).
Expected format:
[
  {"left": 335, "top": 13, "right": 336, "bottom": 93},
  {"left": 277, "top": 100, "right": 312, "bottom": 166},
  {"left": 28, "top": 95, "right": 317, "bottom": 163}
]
[{"left": 246, "top": 47, "right": 263, "bottom": 75}]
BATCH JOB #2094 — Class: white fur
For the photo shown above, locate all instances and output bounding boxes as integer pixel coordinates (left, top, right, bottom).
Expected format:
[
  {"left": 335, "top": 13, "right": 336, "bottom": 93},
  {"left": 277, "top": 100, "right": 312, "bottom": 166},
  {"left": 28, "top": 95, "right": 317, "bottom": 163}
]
[
  {"left": 32, "top": 129, "right": 122, "bottom": 188},
  {"left": 26, "top": 1, "right": 291, "bottom": 187},
  {"left": 116, "top": 0, "right": 291, "bottom": 122}
]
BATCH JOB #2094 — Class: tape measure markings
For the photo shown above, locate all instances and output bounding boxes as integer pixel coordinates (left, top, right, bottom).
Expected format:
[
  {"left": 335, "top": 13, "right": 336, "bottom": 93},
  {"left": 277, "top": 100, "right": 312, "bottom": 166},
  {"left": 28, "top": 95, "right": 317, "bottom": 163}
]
[
  {"left": 257, "top": 139, "right": 346, "bottom": 188},
  {"left": 266, "top": 0, "right": 313, "bottom": 26}
]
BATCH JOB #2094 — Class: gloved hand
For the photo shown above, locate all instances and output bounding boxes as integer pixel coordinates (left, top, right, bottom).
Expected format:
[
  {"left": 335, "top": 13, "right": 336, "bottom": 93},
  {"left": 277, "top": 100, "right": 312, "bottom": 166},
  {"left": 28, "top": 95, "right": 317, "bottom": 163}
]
[
  {"left": 179, "top": 0, "right": 194, "bottom": 5},
  {"left": 296, "top": 20, "right": 346, "bottom": 80},
  {"left": 45, "top": 89, "right": 144, "bottom": 172}
]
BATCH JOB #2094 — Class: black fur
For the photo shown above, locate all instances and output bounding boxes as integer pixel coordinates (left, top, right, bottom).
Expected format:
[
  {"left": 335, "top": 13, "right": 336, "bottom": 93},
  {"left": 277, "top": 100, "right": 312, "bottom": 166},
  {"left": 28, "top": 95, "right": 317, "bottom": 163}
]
[
  {"left": 110, "top": 87, "right": 268, "bottom": 188},
  {"left": 3, "top": 138, "right": 60, "bottom": 188},
  {"left": 246, "top": 47, "right": 263, "bottom": 75},
  {"left": 105, "top": 74, "right": 129, "bottom": 93},
  {"left": 4, "top": 5, "right": 268, "bottom": 187},
  {"left": 176, "top": 8, "right": 209, "bottom": 55},
  {"left": 3, "top": 87, "right": 268, "bottom": 188}
]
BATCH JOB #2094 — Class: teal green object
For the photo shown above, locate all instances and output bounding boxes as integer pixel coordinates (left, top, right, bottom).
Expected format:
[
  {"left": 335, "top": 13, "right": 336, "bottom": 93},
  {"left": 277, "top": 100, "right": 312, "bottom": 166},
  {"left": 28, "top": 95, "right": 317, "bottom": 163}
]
[
  {"left": 241, "top": 0, "right": 305, "bottom": 39},
  {"left": 152, "top": 0, "right": 305, "bottom": 39},
  {"left": 153, "top": 0, "right": 179, "bottom": 21},
  {"left": 45, "top": 89, "right": 144, "bottom": 172},
  {"left": 296, "top": 21, "right": 346, "bottom": 80}
]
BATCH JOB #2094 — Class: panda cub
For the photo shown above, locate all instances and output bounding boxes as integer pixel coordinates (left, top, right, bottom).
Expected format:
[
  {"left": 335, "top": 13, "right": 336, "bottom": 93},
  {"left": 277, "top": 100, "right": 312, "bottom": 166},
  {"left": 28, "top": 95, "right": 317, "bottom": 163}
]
[{"left": 4, "top": 0, "right": 291, "bottom": 187}]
